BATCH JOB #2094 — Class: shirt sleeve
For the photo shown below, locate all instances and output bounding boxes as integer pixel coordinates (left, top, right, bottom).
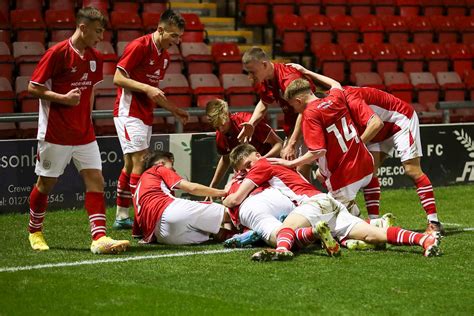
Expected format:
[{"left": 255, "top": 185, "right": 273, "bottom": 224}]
[
  {"left": 160, "top": 167, "right": 183, "bottom": 189},
  {"left": 245, "top": 159, "right": 273, "bottom": 187},
  {"left": 215, "top": 132, "right": 230, "bottom": 155},
  {"left": 30, "top": 48, "right": 59, "bottom": 86},
  {"left": 344, "top": 88, "right": 375, "bottom": 132},
  {"left": 117, "top": 40, "right": 145, "bottom": 76},
  {"left": 302, "top": 112, "right": 326, "bottom": 152}
]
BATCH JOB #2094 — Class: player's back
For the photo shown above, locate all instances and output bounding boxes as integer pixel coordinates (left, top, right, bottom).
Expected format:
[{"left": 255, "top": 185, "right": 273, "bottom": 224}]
[{"left": 357, "top": 86, "right": 414, "bottom": 119}]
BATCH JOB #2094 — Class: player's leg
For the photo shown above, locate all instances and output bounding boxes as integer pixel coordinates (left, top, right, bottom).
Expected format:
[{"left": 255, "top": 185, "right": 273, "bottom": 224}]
[
  {"left": 28, "top": 141, "right": 72, "bottom": 251},
  {"left": 114, "top": 154, "right": 133, "bottom": 229},
  {"left": 363, "top": 150, "right": 387, "bottom": 219},
  {"left": 296, "top": 163, "right": 312, "bottom": 183},
  {"left": 75, "top": 142, "right": 130, "bottom": 254}
]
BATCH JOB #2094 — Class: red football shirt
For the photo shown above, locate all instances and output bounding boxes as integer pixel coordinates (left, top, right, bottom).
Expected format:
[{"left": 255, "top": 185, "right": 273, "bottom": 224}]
[
  {"left": 245, "top": 158, "right": 320, "bottom": 205},
  {"left": 216, "top": 112, "right": 272, "bottom": 155},
  {"left": 114, "top": 34, "right": 170, "bottom": 126},
  {"left": 302, "top": 88, "right": 374, "bottom": 191},
  {"left": 30, "top": 39, "right": 103, "bottom": 145},
  {"left": 133, "top": 164, "right": 182, "bottom": 243},
  {"left": 255, "top": 63, "right": 315, "bottom": 136}
]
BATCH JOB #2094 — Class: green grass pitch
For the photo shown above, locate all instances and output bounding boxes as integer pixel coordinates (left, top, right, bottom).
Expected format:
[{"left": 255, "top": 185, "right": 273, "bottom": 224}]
[{"left": 1, "top": 185, "right": 473, "bottom": 315}]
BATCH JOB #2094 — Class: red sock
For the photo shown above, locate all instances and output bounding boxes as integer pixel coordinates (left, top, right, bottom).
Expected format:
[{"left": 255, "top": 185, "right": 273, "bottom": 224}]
[
  {"left": 363, "top": 176, "right": 380, "bottom": 219},
  {"left": 129, "top": 173, "right": 141, "bottom": 196},
  {"left": 28, "top": 185, "right": 48, "bottom": 233},
  {"left": 415, "top": 174, "right": 438, "bottom": 221},
  {"left": 294, "top": 227, "right": 317, "bottom": 248},
  {"left": 276, "top": 227, "right": 296, "bottom": 251},
  {"left": 116, "top": 170, "right": 131, "bottom": 208},
  {"left": 85, "top": 192, "right": 106, "bottom": 240},
  {"left": 386, "top": 227, "right": 427, "bottom": 247}
]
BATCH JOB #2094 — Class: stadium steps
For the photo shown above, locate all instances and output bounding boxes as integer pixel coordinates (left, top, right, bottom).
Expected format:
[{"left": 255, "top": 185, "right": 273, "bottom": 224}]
[
  {"left": 207, "top": 30, "right": 253, "bottom": 44},
  {"left": 170, "top": 2, "right": 217, "bottom": 17},
  {"left": 200, "top": 17, "right": 235, "bottom": 31}
]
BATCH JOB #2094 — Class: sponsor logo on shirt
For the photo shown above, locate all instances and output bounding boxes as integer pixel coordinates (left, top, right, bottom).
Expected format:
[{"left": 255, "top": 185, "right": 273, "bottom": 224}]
[
  {"left": 149, "top": 59, "right": 155, "bottom": 65},
  {"left": 80, "top": 73, "right": 88, "bottom": 81},
  {"left": 71, "top": 67, "right": 77, "bottom": 73}
]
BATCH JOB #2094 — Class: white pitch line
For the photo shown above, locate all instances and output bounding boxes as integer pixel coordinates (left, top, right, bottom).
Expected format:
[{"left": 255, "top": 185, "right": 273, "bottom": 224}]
[
  {"left": 443, "top": 223, "right": 462, "bottom": 227},
  {"left": 0, "top": 248, "right": 249, "bottom": 273}
]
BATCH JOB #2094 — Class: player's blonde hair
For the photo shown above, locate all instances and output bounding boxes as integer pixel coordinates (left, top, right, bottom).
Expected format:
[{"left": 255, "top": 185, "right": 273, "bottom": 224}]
[
  {"left": 206, "top": 99, "right": 229, "bottom": 129},
  {"left": 229, "top": 143, "right": 257, "bottom": 170},
  {"left": 76, "top": 7, "right": 107, "bottom": 28},
  {"left": 242, "top": 47, "right": 270, "bottom": 64},
  {"left": 284, "top": 78, "right": 312, "bottom": 100}
]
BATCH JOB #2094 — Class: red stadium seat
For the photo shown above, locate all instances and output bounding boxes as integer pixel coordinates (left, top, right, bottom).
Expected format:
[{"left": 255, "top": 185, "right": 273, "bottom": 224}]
[
  {"left": 116, "top": 41, "right": 129, "bottom": 58},
  {"left": 443, "top": 0, "right": 467, "bottom": 16},
  {"left": 0, "top": 42, "right": 13, "bottom": 83},
  {"left": 221, "top": 74, "right": 256, "bottom": 107},
  {"left": 421, "top": 43, "right": 449, "bottom": 74},
  {"left": 410, "top": 72, "right": 440, "bottom": 108},
  {"left": 16, "top": 0, "right": 42, "bottom": 10},
  {"left": 82, "top": 0, "right": 109, "bottom": 14},
  {"left": 274, "top": 14, "right": 306, "bottom": 54},
  {"left": 143, "top": 2, "right": 169, "bottom": 14},
  {"left": 382, "top": 15, "right": 410, "bottom": 44},
  {"left": 181, "top": 13, "right": 205, "bottom": 43},
  {"left": 296, "top": 0, "right": 321, "bottom": 15},
  {"left": 397, "top": 0, "right": 421, "bottom": 16},
  {"left": 429, "top": 16, "right": 458, "bottom": 44},
  {"left": 343, "top": 43, "right": 373, "bottom": 84},
  {"left": 110, "top": 11, "right": 143, "bottom": 42},
  {"left": 15, "top": 75, "right": 38, "bottom": 137},
  {"left": 271, "top": 0, "right": 295, "bottom": 20},
  {"left": 384, "top": 72, "right": 414, "bottom": 103},
  {"left": 142, "top": 13, "right": 161, "bottom": 33},
  {"left": 355, "top": 72, "right": 385, "bottom": 90},
  {"left": 330, "top": 15, "right": 359, "bottom": 45},
  {"left": 454, "top": 16, "right": 474, "bottom": 44},
  {"left": 93, "top": 75, "right": 117, "bottom": 136},
  {"left": 395, "top": 43, "right": 424, "bottom": 73},
  {"left": 436, "top": 71, "right": 465, "bottom": 101},
  {"left": 421, "top": 0, "right": 444, "bottom": 16},
  {"left": 45, "top": 10, "right": 76, "bottom": 42},
  {"left": 412, "top": 102, "right": 442, "bottom": 123},
  {"left": 189, "top": 73, "right": 225, "bottom": 109},
  {"left": 303, "top": 14, "right": 333, "bottom": 53},
  {"left": 181, "top": 42, "right": 213, "bottom": 75},
  {"left": 372, "top": 0, "right": 396, "bottom": 15},
  {"left": 240, "top": 0, "right": 269, "bottom": 26},
  {"left": 95, "top": 41, "right": 117, "bottom": 75},
  {"left": 113, "top": 2, "right": 139, "bottom": 13},
  {"left": 13, "top": 42, "right": 45, "bottom": 76},
  {"left": 407, "top": 16, "right": 434, "bottom": 44},
  {"left": 322, "top": 0, "right": 347, "bottom": 16},
  {"left": 370, "top": 43, "right": 399, "bottom": 76},
  {"left": 211, "top": 43, "right": 242, "bottom": 76},
  {"left": 0, "top": 76, "right": 14, "bottom": 113},
  {"left": 445, "top": 43, "right": 472, "bottom": 79},
  {"left": 314, "top": 43, "right": 346, "bottom": 83},
  {"left": 49, "top": 0, "right": 75, "bottom": 10},
  {"left": 11, "top": 9, "right": 46, "bottom": 45},
  {"left": 0, "top": 28, "right": 11, "bottom": 50},
  {"left": 348, "top": 0, "right": 372, "bottom": 17},
  {"left": 356, "top": 15, "right": 384, "bottom": 44},
  {"left": 464, "top": 70, "right": 474, "bottom": 100}
]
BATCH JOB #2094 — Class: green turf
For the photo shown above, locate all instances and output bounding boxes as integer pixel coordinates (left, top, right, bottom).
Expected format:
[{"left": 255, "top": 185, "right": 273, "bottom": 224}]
[{"left": 1, "top": 185, "right": 473, "bottom": 315}]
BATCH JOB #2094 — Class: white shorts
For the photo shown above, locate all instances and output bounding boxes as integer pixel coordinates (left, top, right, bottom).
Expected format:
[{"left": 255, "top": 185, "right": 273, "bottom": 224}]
[
  {"left": 238, "top": 188, "right": 295, "bottom": 242},
  {"left": 35, "top": 140, "right": 102, "bottom": 177},
  {"left": 284, "top": 136, "right": 308, "bottom": 158},
  {"left": 292, "top": 194, "right": 363, "bottom": 240},
  {"left": 329, "top": 174, "right": 372, "bottom": 206},
  {"left": 114, "top": 116, "right": 152, "bottom": 155},
  {"left": 367, "top": 113, "right": 422, "bottom": 162},
  {"left": 154, "top": 199, "right": 225, "bottom": 245}
]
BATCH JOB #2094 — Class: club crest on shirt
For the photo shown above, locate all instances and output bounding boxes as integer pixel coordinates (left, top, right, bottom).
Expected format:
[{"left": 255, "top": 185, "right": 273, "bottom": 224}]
[
  {"left": 43, "top": 160, "right": 51, "bottom": 170},
  {"left": 90, "top": 60, "right": 96, "bottom": 72}
]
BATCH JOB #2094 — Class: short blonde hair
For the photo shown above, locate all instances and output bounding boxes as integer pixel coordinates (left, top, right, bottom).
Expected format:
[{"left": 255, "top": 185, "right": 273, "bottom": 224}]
[
  {"left": 229, "top": 143, "right": 257, "bottom": 169},
  {"left": 284, "top": 78, "right": 312, "bottom": 100},
  {"left": 206, "top": 99, "right": 229, "bottom": 129},
  {"left": 242, "top": 46, "right": 270, "bottom": 64}
]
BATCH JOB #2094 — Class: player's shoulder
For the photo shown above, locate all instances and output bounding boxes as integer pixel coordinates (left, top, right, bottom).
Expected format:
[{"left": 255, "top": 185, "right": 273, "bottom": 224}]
[
  {"left": 127, "top": 34, "right": 152, "bottom": 50},
  {"left": 45, "top": 39, "right": 69, "bottom": 56}
]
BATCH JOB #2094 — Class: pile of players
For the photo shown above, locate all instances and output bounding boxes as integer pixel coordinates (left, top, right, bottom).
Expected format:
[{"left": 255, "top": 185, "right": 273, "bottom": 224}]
[{"left": 26, "top": 7, "right": 443, "bottom": 259}]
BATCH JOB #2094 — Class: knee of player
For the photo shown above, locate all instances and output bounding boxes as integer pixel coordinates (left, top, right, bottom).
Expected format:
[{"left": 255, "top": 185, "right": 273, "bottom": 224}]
[{"left": 403, "top": 163, "right": 423, "bottom": 179}]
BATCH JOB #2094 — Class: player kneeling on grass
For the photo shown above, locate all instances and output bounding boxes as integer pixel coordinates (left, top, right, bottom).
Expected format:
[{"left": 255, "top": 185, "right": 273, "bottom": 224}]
[
  {"left": 225, "top": 144, "right": 442, "bottom": 261},
  {"left": 133, "top": 150, "right": 233, "bottom": 245}
]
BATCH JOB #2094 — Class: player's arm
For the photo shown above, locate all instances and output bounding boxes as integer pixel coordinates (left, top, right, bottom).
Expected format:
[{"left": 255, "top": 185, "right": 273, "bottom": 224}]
[
  {"left": 222, "top": 179, "right": 257, "bottom": 208},
  {"left": 262, "top": 130, "right": 283, "bottom": 158},
  {"left": 287, "top": 63, "right": 342, "bottom": 90},
  {"left": 237, "top": 100, "right": 268, "bottom": 143},
  {"left": 280, "top": 113, "right": 303, "bottom": 160},
  {"left": 113, "top": 68, "right": 167, "bottom": 104},
  {"left": 28, "top": 82, "right": 81, "bottom": 106},
  {"left": 209, "top": 155, "right": 231, "bottom": 188},
  {"left": 360, "top": 114, "right": 384, "bottom": 144},
  {"left": 155, "top": 97, "right": 189, "bottom": 125},
  {"left": 268, "top": 150, "right": 323, "bottom": 169},
  {"left": 177, "top": 180, "right": 227, "bottom": 197}
]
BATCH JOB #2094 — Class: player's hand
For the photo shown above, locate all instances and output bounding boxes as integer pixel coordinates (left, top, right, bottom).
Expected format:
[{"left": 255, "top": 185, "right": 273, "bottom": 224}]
[
  {"left": 286, "top": 63, "right": 308, "bottom": 74},
  {"left": 174, "top": 107, "right": 189, "bottom": 125},
  {"left": 267, "top": 157, "right": 294, "bottom": 168},
  {"left": 146, "top": 86, "right": 167, "bottom": 104},
  {"left": 280, "top": 144, "right": 296, "bottom": 161},
  {"left": 64, "top": 88, "right": 81, "bottom": 106},
  {"left": 237, "top": 122, "right": 254, "bottom": 143}
]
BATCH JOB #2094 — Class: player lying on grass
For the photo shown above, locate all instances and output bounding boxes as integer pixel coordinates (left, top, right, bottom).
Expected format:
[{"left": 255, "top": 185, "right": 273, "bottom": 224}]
[
  {"left": 132, "top": 150, "right": 234, "bottom": 245},
  {"left": 224, "top": 144, "right": 442, "bottom": 261},
  {"left": 206, "top": 98, "right": 283, "bottom": 192}
]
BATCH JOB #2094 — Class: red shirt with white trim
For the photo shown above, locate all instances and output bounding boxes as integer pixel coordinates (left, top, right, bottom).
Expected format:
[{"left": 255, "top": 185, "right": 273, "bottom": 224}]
[
  {"left": 133, "top": 164, "right": 182, "bottom": 243},
  {"left": 255, "top": 63, "right": 316, "bottom": 136},
  {"left": 245, "top": 158, "right": 320, "bottom": 205},
  {"left": 302, "top": 88, "right": 373, "bottom": 191},
  {"left": 30, "top": 39, "right": 103, "bottom": 145},
  {"left": 114, "top": 34, "right": 170, "bottom": 126},
  {"left": 216, "top": 112, "right": 273, "bottom": 155}
]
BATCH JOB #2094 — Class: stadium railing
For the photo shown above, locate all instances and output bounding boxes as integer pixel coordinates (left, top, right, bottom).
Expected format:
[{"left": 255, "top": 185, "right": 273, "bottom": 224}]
[{"left": 436, "top": 101, "right": 474, "bottom": 123}]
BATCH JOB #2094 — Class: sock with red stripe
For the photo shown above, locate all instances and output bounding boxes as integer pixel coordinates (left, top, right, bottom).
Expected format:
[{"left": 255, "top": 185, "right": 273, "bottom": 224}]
[
  {"left": 116, "top": 170, "right": 131, "bottom": 219},
  {"left": 276, "top": 227, "right": 296, "bottom": 251},
  {"left": 386, "top": 227, "right": 428, "bottom": 247},
  {"left": 414, "top": 174, "right": 439, "bottom": 222},
  {"left": 363, "top": 176, "right": 381, "bottom": 219},
  {"left": 28, "top": 185, "right": 48, "bottom": 233},
  {"left": 129, "top": 173, "right": 141, "bottom": 196},
  {"left": 294, "top": 227, "right": 317, "bottom": 248},
  {"left": 85, "top": 192, "right": 107, "bottom": 240}
]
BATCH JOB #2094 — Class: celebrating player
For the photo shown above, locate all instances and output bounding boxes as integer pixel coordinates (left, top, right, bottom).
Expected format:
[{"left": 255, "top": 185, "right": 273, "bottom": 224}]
[
  {"left": 237, "top": 47, "right": 315, "bottom": 180},
  {"left": 113, "top": 9, "right": 190, "bottom": 230},
  {"left": 206, "top": 98, "right": 283, "bottom": 190},
  {"left": 133, "top": 150, "right": 232, "bottom": 245},
  {"left": 27, "top": 7, "right": 130, "bottom": 254}
]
